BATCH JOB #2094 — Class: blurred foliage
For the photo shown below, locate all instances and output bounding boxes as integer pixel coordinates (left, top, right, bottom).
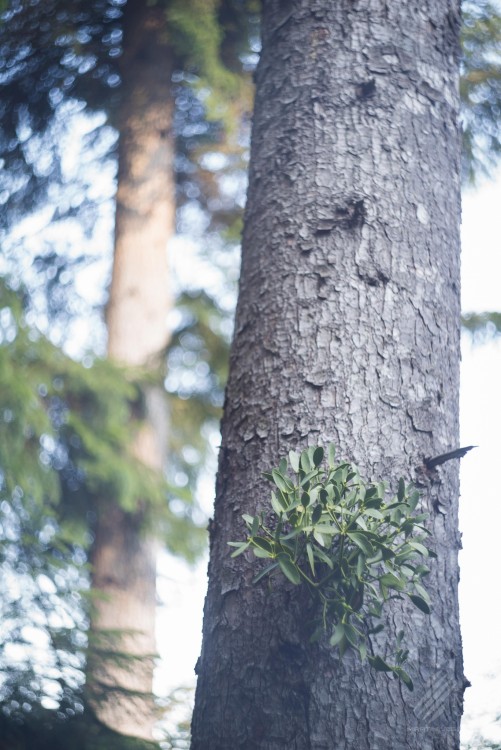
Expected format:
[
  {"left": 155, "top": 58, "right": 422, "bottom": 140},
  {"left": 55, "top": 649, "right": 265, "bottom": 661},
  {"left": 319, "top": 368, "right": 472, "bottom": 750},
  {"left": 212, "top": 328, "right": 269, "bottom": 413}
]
[
  {"left": 156, "top": 686, "right": 193, "bottom": 750},
  {"left": 0, "top": 709, "right": 160, "bottom": 750},
  {"left": 167, "top": 0, "right": 250, "bottom": 123},
  {"left": 0, "top": 0, "right": 258, "bottom": 225},
  {"left": 462, "top": 737, "right": 501, "bottom": 749},
  {"left": 461, "top": 0, "right": 501, "bottom": 181},
  {"left": 0, "top": 275, "right": 206, "bottom": 552},
  {"left": 0, "top": 494, "right": 89, "bottom": 722},
  {"left": 0, "top": 0, "right": 251, "bottom": 743},
  {"left": 165, "top": 290, "right": 230, "bottom": 510},
  {"left": 461, "top": 311, "right": 501, "bottom": 340},
  {"left": 0, "top": 0, "right": 246, "bottom": 552},
  {"left": 0, "top": 276, "right": 209, "bottom": 737},
  {"left": 0, "top": 0, "right": 257, "bottom": 349}
]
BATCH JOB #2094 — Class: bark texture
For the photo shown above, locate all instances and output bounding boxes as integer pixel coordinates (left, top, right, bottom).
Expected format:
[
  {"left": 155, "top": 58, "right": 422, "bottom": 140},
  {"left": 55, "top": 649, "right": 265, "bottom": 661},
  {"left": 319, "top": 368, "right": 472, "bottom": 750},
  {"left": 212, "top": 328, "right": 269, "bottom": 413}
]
[
  {"left": 191, "top": 2, "right": 463, "bottom": 749},
  {"left": 88, "top": 0, "right": 174, "bottom": 739}
]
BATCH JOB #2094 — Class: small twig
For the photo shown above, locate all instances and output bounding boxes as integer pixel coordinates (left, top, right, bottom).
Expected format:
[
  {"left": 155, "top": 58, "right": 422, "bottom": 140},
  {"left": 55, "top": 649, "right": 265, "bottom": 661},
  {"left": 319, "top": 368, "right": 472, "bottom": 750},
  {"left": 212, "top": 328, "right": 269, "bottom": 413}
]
[{"left": 424, "top": 445, "right": 477, "bottom": 470}]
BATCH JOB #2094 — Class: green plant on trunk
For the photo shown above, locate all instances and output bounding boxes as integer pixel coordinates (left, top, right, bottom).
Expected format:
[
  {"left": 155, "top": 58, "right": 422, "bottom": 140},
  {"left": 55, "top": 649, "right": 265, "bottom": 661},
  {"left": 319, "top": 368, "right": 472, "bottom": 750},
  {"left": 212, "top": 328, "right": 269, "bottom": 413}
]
[{"left": 230, "top": 444, "right": 435, "bottom": 691}]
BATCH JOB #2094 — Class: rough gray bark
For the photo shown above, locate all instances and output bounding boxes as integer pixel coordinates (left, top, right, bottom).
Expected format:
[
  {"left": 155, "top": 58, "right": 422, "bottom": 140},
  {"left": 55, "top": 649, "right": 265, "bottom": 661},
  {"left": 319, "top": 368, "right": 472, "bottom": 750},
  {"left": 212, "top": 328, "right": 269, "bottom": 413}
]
[{"left": 191, "top": 2, "right": 464, "bottom": 749}]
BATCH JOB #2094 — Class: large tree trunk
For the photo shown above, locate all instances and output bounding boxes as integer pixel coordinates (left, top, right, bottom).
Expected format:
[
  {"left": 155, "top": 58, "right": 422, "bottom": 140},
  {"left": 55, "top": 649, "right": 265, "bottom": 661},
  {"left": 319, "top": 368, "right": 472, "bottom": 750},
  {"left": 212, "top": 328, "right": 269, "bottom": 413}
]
[
  {"left": 88, "top": 0, "right": 174, "bottom": 740},
  {"left": 191, "top": 2, "right": 464, "bottom": 749}
]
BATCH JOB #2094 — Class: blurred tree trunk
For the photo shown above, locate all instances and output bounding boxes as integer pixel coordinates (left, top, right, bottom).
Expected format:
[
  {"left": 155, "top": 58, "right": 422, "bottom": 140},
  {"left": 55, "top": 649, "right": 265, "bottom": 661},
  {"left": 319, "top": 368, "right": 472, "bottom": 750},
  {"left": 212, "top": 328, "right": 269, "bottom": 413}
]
[
  {"left": 87, "top": 0, "right": 174, "bottom": 740},
  {"left": 191, "top": 2, "right": 465, "bottom": 749}
]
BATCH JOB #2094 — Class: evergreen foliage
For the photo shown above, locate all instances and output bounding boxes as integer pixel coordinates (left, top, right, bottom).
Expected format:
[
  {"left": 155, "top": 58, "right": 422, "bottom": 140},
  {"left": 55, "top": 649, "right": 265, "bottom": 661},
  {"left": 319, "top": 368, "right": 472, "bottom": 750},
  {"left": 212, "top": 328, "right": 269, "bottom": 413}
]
[
  {"left": 0, "top": 0, "right": 258, "bottom": 226},
  {"left": 0, "top": 710, "right": 160, "bottom": 750},
  {"left": 461, "top": 1, "right": 501, "bottom": 181},
  {"left": 462, "top": 733, "right": 501, "bottom": 750},
  {"left": 0, "top": 277, "right": 207, "bottom": 740},
  {"left": 166, "top": 290, "right": 230, "bottom": 505},
  {"left": 0, "top": 0, "right": 253, "bottom": 742},
  {"left": 0, "top": 278, "right": 204, "bottom": 551},
  {"left": 461, "top": 311, "right": 501, "bottom": 339}
]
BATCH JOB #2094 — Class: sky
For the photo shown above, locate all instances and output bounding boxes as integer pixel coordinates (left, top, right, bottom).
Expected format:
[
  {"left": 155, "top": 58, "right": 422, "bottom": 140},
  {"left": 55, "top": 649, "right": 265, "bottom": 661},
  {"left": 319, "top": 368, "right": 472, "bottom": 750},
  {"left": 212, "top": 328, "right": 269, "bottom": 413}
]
[
  {"left": 154, "top": 172, "right": 501, "bottom": 746},
  {"left": 458, "top": 175, "right": 501, "bottom": 745}
]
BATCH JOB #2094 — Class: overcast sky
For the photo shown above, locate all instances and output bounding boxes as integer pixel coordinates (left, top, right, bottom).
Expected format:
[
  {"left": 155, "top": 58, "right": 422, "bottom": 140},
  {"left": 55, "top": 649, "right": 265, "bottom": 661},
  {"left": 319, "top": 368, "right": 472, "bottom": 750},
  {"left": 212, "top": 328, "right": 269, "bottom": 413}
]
[{"left": 459, "top": 174, "right": 501, "bottom": 745}]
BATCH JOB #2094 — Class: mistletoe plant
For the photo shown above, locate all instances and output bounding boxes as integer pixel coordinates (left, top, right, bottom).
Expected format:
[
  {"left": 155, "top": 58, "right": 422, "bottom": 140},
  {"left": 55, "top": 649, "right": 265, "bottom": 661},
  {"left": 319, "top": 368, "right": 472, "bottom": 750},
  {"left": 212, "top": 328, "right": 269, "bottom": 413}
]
[{"left": 229, "top": 444, "right": 436, "bottom": 690}]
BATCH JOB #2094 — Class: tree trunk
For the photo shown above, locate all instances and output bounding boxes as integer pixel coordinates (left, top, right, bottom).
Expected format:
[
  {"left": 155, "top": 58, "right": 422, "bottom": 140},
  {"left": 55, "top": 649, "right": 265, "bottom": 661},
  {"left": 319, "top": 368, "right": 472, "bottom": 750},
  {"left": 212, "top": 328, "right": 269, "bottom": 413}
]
[
  {"left": 191, "top": 2, "right": 464, "bottom": 749},
  {"left": 88, "top": 0, "right": 174, "bottom": 740}
]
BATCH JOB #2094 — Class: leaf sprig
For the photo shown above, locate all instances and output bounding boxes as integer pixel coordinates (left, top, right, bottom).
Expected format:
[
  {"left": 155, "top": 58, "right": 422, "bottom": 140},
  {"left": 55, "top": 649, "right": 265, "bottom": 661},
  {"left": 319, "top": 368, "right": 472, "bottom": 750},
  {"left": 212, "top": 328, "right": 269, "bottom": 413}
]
[{"left": 229, "top": 444, "right": 436, "bottom": 690}]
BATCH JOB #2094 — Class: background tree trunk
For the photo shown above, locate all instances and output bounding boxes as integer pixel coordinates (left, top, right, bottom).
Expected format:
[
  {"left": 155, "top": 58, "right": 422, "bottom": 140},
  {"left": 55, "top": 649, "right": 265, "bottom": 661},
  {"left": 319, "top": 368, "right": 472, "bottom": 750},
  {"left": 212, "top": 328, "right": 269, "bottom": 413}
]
[
  {"left": 88, "top": 0, "right": 174, "bottom": 740},
  {"left": 191, "top": 2, "right": 464, "bottom": 749}
]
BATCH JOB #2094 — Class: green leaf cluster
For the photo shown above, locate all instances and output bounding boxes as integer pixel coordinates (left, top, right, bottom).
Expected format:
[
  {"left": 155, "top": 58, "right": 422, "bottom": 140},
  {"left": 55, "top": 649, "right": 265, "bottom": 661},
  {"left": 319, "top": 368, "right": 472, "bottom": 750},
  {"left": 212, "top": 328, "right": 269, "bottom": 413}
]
[{"left": 230, "top": 445, "right": 436, "bottom": 690}]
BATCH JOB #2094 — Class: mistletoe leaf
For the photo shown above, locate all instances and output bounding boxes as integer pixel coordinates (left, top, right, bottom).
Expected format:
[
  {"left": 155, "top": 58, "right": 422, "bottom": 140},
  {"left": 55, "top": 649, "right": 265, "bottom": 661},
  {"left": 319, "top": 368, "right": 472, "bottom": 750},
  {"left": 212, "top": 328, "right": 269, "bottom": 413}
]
[
  {"left": 231, "top": 444, "right": 433, "bottom": 691},
  {"left": 277, "top": 554, "right": 301, "bottom": 585}
]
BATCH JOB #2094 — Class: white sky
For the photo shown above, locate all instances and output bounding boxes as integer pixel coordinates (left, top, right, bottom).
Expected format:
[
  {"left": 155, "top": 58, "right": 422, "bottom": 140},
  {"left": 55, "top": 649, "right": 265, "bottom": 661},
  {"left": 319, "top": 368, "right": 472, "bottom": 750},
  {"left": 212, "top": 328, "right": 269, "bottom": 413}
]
[
  {"left": 154, "top": 172, "right": 501, "bottom": 746},
  {"left": 459, "top": 174, "right": 501, "bottom": 745}
]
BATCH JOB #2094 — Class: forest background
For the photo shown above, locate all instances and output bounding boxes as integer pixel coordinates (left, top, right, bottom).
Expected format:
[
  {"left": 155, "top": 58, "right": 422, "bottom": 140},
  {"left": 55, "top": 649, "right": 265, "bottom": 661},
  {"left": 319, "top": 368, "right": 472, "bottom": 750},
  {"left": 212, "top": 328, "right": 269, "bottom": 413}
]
[{"left": 0, "top": 1, "right": 500, "bottom": 748}]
